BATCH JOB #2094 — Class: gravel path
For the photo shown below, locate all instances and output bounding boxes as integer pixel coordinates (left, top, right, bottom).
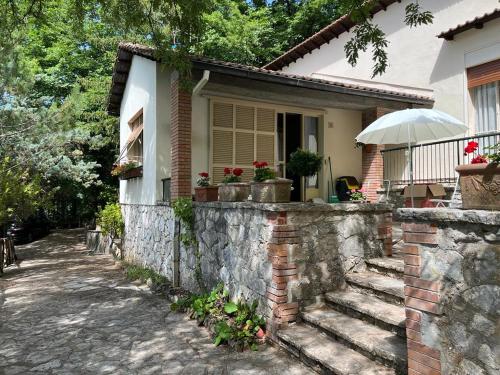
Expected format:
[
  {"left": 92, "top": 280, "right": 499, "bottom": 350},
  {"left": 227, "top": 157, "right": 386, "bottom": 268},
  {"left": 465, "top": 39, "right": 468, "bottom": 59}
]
[{"left": 0, "top": 229, "right": 312, "bottom": 375}]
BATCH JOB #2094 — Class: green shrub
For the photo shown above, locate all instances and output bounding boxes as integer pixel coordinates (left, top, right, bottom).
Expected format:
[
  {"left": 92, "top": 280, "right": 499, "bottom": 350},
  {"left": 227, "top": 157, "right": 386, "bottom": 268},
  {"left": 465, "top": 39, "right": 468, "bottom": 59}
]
[
  {"left": 97, "top": 203, "right": 124, "bottom": 239},
  {"left": 286, "top": 149, "right": 322, "bottom": 177},
  {"left": 171, "top": 284, "right": 265, "bottom": 351},
  {"left": 124, "top": 263, "right": 168, "bottom": 286}
]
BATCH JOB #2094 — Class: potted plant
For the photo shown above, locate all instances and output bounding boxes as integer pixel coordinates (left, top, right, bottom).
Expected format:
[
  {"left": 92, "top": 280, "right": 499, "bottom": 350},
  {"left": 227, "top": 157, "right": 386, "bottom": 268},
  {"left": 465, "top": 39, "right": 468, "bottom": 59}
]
[
  {"left": 286, "top": 149, "right": 323, "bottom": 202},
  {"left": 456, "top": 141, "right": 500, "bottom": 210},
  {"left": 250, "top": 161, "right": 292, "bottom": 203},
  {"left": 194, "top": 172, "right": 219, "bottom": 202},
  {"left": 349, "top": 188, "right": 367, "bottom": 203},
  {"left": 111, "top": 161, "right": 143, "bottom": 180},
  {"left": 218, "top": 168, "right": 250, "bottom": 202}
]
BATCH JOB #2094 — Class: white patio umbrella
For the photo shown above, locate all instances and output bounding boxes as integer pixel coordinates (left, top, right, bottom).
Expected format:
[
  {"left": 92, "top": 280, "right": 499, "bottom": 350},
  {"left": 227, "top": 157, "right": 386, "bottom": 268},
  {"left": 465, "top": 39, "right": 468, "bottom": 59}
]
[{"left": 355, "top": 108, "right": 468, "bottom": 207}]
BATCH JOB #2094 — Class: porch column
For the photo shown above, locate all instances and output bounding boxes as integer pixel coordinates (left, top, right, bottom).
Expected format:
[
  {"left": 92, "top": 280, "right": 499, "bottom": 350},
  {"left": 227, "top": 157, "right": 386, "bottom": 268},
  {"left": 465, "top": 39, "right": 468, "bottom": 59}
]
[
  {"left": 170, "top": 71, "right": 192, "bottom": 199},
  {"left": 361, "top": 108, "right": 392, "bottom": 202}
]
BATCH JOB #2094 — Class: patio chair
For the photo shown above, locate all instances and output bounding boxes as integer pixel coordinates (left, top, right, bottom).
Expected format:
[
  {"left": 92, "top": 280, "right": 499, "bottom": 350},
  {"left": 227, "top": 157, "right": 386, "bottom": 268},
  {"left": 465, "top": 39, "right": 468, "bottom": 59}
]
[{"left": 429, "top": 179, "right": 461, "bottom": 208}]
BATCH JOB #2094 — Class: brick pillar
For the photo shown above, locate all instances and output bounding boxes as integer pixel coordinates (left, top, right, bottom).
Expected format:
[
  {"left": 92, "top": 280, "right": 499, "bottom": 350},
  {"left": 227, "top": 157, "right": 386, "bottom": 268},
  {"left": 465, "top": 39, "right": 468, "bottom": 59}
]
[
  {"left": 265, "top": 212, "right": 300, "bottom": 340},
  {"left": 361, "top": 108, "right": 392, "bottom": 202},
  {"left": 377, "top": 211, "right": 393, "bottom": 256},
  {"left": 171, "top": 72, "right": 192, "bottom": 199},
  {"left": 401, "top": 222, "right": 442, "bottom": 375}
]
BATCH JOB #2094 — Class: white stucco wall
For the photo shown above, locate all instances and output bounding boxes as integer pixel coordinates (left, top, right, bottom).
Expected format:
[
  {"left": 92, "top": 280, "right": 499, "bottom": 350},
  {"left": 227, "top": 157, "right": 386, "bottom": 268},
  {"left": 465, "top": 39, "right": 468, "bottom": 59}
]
[
  {"left": 191, "top": 95, "right": 210, "bottom": 187},
  {"left": 322, "top": 108, "right": 363, "bottom": 199},
  {"left": 119, "top": 56, "right": 157, "bottom": 205},
  {"left": 282, "top": 0, "right": 500, "bottom": 126},
  {"left": 155, "top": 65, "right": 172, "bottom": 201}
]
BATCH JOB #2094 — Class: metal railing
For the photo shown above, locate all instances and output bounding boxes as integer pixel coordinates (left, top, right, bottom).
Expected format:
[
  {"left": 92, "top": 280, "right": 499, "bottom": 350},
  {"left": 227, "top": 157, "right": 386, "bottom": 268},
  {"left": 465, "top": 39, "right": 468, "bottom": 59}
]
[{"left": 381, "top": 131, "right": 500, "bottom": 185}]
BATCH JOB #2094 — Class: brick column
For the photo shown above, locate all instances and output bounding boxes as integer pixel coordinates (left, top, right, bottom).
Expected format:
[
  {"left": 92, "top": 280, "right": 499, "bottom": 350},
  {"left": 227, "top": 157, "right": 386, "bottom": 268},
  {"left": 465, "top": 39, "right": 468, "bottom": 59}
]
[
  {"left": 377, "top": 211, "right": 393, "bottom": 256},
  {"left": 401, "top": 222, "right": 443, "bottom": 375},
  {"left": 170, "top": 72, "right": 192, "bottom": 199},
  {"left": 265, "top": 212, "right": 300, "bottom": 340},
  {"left": 361, "top": 108, "right": 392, "bottom": 202}
]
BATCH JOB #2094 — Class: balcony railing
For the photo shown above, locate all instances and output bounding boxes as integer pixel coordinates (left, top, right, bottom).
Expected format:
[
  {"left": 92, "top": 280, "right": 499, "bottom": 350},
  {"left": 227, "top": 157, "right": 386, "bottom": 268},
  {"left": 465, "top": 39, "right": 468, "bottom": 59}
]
[{"left": 381, "top": 131, "right": 500, "bottom": 186}]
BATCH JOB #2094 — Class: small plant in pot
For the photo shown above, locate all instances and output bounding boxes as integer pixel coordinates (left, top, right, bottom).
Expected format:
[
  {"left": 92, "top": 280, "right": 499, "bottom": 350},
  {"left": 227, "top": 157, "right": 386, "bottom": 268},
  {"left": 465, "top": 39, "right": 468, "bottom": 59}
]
[
  {"left": 349, "top": 188, "right": 367, "bottom": 203},
  {"left": 250, "top": 161, "right": 292, "bottom": 203},
  {"left": 194, "top": 172, "right": 219, "bottom": 202},
  {"left": 218, "top": 167, "right": 250, "bottom": 202},
  {"left": 456, "top": 141, "right": 500, "bottom": 210},
  {"left": 111, "top": 160, "right": 142, "bottom": 180},
  {"left": 286, "top": 149, "right": 322, "bottom": 202}
]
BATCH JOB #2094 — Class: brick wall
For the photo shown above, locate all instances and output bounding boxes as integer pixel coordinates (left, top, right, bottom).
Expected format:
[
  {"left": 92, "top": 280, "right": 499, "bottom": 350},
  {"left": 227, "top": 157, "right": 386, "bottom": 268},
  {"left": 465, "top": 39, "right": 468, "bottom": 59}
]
[
  {"left": 361, "top": 108, "right": 393, "bottom": 203},
  {"left": 170, "top": 74, "right": 192, "bottom": 199},
  {"left": 401, "top": 222, "right": 442, "bottom": 375},
  {"left": 265, "top": 211, "right": 300, "bottom": 339}
]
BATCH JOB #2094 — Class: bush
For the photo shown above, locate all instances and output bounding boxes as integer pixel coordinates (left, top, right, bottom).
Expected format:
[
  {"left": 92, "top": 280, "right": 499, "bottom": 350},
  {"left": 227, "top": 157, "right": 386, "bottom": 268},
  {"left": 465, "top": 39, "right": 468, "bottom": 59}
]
[
  {"left": 286, "top": 149, "right": 322, "bottom": 177},
  {"left": 97, "top": 203, "right": 124, "bottom": 239},
  {"left": 124, "top": 263, "right": 168, "bottom": 286},
  {"left": 171, "top": 284, "right": 265, "bottom": 351}
]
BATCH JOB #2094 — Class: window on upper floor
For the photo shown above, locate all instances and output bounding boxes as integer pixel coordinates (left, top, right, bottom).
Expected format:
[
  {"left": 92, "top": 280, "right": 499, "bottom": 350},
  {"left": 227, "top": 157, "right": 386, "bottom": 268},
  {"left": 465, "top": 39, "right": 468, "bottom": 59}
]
[
  {"left": 127, "top": 109, "right": 144, "bottom": 165},
  {"left": 468, "top": 60, "right": 500, "bottom": 135}
]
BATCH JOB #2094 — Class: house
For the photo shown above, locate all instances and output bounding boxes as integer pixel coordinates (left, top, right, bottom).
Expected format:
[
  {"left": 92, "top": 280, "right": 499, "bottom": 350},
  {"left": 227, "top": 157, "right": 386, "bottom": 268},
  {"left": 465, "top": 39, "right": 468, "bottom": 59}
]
[{"left": 108, "top": 0, "right": 499, "bottom": 207}]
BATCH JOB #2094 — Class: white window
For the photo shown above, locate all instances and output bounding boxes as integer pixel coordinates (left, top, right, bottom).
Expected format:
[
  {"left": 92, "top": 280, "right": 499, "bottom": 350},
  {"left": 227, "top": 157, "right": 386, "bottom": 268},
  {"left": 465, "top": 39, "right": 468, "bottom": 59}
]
[
  {"left": 127, "top": 109, "right": 144, "bottom": 165},
  {"left": 472, "top": 81, "right": 499, "bottom": 134}
]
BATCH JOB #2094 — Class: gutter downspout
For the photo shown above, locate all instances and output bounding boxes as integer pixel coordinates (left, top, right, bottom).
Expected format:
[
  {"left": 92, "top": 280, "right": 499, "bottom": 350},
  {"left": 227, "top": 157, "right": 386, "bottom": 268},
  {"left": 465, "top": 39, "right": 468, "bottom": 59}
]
[{"left": 192, "top": 70, "right": 210, "bottom": 96}]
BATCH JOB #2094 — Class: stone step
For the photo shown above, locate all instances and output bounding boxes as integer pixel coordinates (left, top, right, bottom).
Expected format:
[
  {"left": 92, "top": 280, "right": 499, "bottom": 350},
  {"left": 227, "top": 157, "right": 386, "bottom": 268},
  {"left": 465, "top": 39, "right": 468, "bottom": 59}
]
[
  {"left": 277, "top": 323, "right": 397, "bottom": 375},
  {"left": 365, "top": 257, "right": 404, "bottom": 279},
  {"left": 302, "top": 308, "right": 407, "bottom": 373},
  {"left": 325, "top": 290, "right": 406, "bottom": 337},
  {"left": 345, "top": 272, "right": 405, "bottom": 305}
]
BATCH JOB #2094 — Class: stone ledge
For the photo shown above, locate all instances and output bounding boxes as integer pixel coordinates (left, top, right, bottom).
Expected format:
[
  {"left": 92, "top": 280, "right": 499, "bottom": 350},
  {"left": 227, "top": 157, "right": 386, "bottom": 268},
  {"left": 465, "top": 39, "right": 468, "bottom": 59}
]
[
  {"left": 193, "top": 201, "right": 393, "bottom": 213},
  {"left": 396, "top": 208, "right": 500, "bottom": 226}
]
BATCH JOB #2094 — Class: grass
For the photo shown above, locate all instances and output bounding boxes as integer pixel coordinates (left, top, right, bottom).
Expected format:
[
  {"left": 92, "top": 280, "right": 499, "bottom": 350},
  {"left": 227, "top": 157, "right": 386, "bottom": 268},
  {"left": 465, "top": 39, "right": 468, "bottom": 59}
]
[{"left": 122, "top": 262, "right": 168, "bottom": 286}]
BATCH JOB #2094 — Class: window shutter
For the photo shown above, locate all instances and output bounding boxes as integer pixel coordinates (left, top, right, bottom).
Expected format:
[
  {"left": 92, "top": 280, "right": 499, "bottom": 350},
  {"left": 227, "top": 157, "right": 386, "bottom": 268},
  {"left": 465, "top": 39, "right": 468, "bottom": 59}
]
[
  {"left": 235, "top": 105, "right": 255, "bottom": 130},
  {"left": 213, "top": 129, "right": 233, "bottom": 164},
  {"left": 256, "top": 134, "right": 275, "bottom": 164},
  {"left": 213, "top": 102, "right": 233, "bottom": 128},
  {"left": 467, "top": 59, "right": 500, "bottom": 88},
  {"left": 257, "top": 108, "right": 275, "bottom": 132},
  {"left": 235, "top": 132, "right": 254, "bottom": 165}
]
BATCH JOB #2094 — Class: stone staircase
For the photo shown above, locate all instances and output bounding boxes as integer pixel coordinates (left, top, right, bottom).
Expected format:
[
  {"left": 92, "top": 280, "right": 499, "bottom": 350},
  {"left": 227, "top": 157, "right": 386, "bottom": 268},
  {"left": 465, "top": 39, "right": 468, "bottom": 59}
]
[{"left": 277, "top": 246, "right": 407, "bottom": 375}]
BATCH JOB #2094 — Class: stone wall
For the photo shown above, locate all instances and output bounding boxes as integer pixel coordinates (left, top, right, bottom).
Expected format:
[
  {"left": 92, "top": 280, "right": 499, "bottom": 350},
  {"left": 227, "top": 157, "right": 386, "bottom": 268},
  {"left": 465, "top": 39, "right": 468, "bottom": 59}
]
[
  {"left": 397, "top": 208, "right": 500, "bottom": 375},
  {"left": 121, "top": 203, "right": 176, "bottom": 278}
]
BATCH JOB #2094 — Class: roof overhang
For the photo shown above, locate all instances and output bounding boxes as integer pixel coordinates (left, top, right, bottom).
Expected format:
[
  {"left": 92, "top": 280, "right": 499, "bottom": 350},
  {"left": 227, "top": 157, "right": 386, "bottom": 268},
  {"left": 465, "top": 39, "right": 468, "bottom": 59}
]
[
  {"left": 437, "top": 9, "right": 500, "bottom": 41},
  {"left": 107, "top": 43, "right": 433, "bottom": 116}
]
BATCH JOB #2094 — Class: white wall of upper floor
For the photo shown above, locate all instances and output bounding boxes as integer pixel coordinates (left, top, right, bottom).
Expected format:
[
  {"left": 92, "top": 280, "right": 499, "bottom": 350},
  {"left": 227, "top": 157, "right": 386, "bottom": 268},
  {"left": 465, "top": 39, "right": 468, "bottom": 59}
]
[
  {"left": 119, "top": 55, "right": 172, "bottom": 205},
  {"left": 281, "top": 0, "right": 500, "bottom": 128}
]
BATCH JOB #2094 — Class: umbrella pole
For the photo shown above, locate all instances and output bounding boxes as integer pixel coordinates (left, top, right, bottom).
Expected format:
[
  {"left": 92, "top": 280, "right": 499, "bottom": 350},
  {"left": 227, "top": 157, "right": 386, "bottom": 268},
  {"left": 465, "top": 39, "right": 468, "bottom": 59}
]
[{"left": 407, "top": 123, "right": 414, "bottom": 208}]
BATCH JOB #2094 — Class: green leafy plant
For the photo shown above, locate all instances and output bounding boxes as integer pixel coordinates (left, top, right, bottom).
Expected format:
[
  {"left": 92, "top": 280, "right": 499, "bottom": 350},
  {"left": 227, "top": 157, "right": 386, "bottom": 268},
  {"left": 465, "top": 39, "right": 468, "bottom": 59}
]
[
  {"left": 252, "top": 161, "right": 276, "bottom": 182},
  {"left": 287, "top": 149, "right": 322, "bottom": 178},
  {"left": 196, "top": 172, "right": 211, "bottom": 187},
  {"left": 97, "top": 203, "right": 124, "bottom": 241},
  {"left": 172, "top": 284, "right": 265, "bottom": 351},
  {"left": 222, "top": 167, "right": 244, "bottom": 183},
  {"left": 123, "top": 263, "right": 168, "bottom": 287}
]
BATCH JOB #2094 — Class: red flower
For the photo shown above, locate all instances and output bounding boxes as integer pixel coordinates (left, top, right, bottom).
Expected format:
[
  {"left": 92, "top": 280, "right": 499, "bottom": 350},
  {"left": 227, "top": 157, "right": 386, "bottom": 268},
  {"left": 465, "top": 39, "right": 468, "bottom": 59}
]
[
  {"left": 199, "top": 172, "right": 209, "bottom": 178},
  {"left": 471, "top": 155, "right": 488, "bottom": 164},
  {"left": 464, "top": 141, "right": 479, "bottom": 155},
  {"left": 233, "top": 168, "right": 243, "bottom": 176},
  {"left": 468, "top": 141, "right": 479, "bottom": 148},
  {"left": 253, "top": 161, "right": 258, "bottom": 166},
  {"left": 224, "top": 167, "right": 232, "bottom": 175}
]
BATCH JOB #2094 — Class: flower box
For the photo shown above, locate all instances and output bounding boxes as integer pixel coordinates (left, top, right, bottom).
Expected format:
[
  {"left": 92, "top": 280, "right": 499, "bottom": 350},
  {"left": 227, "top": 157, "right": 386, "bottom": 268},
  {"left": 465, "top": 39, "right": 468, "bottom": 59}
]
[
  {"left": 119, "top": 166, "right": 143, "bottom": 180},
  {"left": 456, "top": 163, "right": 500, "bottom": 210},
  {"left": 218, "top": 183, "right": 250, "bottom": 202},
  {"left": 250, "top": 179, "right": 292, "bottom": 203},
  {"left": 194, "top": 186, "right": 219, "bottom": 202}
]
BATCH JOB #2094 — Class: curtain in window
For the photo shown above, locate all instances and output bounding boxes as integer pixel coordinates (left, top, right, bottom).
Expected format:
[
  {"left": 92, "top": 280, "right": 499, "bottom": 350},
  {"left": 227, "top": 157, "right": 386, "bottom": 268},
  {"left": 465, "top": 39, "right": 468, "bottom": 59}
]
[{"left": 473, "top": 82, "right": 497, "bottom": 134}]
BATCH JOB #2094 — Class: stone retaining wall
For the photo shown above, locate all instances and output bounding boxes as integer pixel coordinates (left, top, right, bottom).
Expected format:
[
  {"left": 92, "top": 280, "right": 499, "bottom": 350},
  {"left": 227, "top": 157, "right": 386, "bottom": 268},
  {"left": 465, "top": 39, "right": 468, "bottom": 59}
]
[{"left": 397, "top": 208, "right": 500, "bottom": 375}]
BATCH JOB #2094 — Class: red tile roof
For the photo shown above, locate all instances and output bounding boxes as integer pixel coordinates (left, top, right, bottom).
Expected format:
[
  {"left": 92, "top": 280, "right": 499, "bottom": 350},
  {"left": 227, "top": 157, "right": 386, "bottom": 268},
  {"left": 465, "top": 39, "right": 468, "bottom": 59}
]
[{"left": 437, "top": 8, "right": 500, "bottom": 40}]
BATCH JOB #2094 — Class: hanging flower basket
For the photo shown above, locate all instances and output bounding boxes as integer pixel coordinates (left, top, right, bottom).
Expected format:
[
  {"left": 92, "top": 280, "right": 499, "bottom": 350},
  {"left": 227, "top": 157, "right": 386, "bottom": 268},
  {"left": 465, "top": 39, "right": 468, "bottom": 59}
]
[{"left": 119, "top": 166, "right": 143, "bottom": 180}]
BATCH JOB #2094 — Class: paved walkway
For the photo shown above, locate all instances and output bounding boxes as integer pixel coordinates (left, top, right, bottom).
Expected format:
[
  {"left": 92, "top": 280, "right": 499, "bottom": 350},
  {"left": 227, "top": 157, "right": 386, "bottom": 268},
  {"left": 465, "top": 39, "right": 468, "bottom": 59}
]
[{"left": 0, "top": 230, "right": 312, "bottom": 375}]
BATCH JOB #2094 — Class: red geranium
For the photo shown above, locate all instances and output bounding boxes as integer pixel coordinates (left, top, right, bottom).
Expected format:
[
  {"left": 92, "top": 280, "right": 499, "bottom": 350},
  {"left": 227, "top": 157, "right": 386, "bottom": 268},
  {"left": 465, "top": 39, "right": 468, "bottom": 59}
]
[
  {"left": 464, "top": 141, "right": 479, "bottom": 155},
  {"left": 199, "top": 172, "right": 209, "bottom": 178},
  {"left": 471, "top": 155, "right": 488, "bottom": 164},
  {"left": 224, "top": 167, "right": 232, "bottom": 175},
  {"left": 233, "top": 168, "right": 243, "bottom": 176}
]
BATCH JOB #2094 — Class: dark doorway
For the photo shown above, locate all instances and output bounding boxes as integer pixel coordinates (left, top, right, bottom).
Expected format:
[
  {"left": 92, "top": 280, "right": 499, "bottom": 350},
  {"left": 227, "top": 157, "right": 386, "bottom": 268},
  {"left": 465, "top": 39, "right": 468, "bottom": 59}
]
[{"left": 285, "top": 113, "right": 302, "bottom": 201}]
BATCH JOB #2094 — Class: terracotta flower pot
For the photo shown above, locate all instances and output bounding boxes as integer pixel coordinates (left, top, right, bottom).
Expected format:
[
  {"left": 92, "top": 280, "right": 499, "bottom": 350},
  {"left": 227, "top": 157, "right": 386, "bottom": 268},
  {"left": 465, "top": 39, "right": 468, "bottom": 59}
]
[
  {"left": 194, "top": 186, "right": 219, "bottom": 202},
  {"left": 256, "top": 327, "right": 265, "bottom": 339},
  {"left": 250, "top": 179, "right": 292, "bottom": 203},
  {"left": 455, "top": 163, "right": 500, "bottom": 210},
  {"left": 218, "top": 183, "right": 250, "bottom": 202}
]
